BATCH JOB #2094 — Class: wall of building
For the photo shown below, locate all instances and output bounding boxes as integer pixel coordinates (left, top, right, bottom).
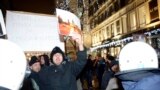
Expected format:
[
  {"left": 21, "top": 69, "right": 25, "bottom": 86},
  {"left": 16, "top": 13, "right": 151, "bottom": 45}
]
[{"left": 88, "top": 0, "right": 160, "bottom": 57}]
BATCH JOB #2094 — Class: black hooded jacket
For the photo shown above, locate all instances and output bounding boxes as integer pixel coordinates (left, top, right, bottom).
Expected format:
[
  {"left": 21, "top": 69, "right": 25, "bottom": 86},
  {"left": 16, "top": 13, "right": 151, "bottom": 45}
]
[{"left": 38, "top": 46, "right": 87, "bottom": 90}]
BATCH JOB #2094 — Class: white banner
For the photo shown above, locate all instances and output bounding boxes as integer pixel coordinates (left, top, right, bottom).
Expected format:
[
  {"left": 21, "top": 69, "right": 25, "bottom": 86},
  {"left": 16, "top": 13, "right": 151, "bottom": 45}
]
[{"left": 6, "top": 11, "right": 64, "bottom": 52}]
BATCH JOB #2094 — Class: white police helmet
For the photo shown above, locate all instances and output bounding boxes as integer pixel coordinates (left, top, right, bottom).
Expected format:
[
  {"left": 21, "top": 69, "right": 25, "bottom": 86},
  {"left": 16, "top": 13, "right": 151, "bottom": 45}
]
[
  {"left": 0, "top": 39, "right": 27, "bottom": 90},
  {"left": 119, "top": 41, "right": 158, "bottom": 72}
]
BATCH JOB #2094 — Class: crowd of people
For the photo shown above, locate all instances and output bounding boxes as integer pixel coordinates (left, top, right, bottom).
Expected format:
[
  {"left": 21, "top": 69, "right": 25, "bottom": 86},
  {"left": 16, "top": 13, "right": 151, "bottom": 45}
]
[
  {"left": 20, "top": 32, "right": 87, "bottom": 90},
  {"left": 78, "top": 54, "right": 123, "bottom": 90},
  {"left": 18, "top": 34, "right": 160, "bottom": 90},
  {"left": 21, "top": 52, "right": 124, "bottom": 90},
  {"left": 1, "top": 30, "right": 160, "bottom": 90},
  {"left": 18, "top": 31, "right": 123, "bottom": 90}
]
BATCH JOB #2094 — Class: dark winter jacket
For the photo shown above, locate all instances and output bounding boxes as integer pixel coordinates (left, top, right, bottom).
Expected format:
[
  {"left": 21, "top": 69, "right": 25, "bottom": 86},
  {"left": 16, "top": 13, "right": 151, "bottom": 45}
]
[
  {"left": 101, "top": 70, "right": 114, "bottom": 90},
  {"left": 116, "top": 69, "right": 160, "bottom": 90},
  {"left": 20, "top": 71, "right": 40, "bottom": 90},
  {"left": 38, "top": 48, "right": 87, "bottom": 90}
]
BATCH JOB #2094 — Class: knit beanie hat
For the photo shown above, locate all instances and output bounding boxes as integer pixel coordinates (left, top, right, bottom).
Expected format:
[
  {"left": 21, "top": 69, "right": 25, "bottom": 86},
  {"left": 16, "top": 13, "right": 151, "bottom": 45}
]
[
  {"left": 110, "top": 60, "right": 118, "bottom": 68},
  {"left": 107, "top": 55, "right": 115, "bottom": 61},
  {"left": 29, "top": 56, "right": 38, "bottom": 66}
]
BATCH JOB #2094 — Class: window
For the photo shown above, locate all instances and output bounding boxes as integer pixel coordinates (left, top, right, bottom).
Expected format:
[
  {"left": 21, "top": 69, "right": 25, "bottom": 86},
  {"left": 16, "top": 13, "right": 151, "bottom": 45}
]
[
  {"left": 108, "top": 7, "right": 112, "bottom": 16},
  {"left": 94, "top": 33, "right": 96, "bottom": 44},
  {"left": 105, "top": 10, "right": 109, "bottom": 18},
  {"left": 94, "top": 33, "right": 96, "bottom": 43},
  {"left": 106, "top": 26, "right": 110, "bottom": 38},
  {"left": 96, "top": 32, "right": 99, "bottom": 43},
  {"left": 88, "top": 6, "right": 93, "bottom": 17},
  {"left": 94, "top": 18, "right": 97, "bottom": 27},
  {"left": 97, "top": 16, "right": 100, "bottom": 24},
  {"left": 111, "top": 23, "right": 115, "bottom": 37},
  {"left": 122, "top": 15, "right": 127, "bottom": 33},
  {"left": 114, "top": 1, "right": 120, "bottom": 12},
  {"left": 102, "top": 29, "right": 105, "bottom": 40},
  {"left": 130, "top": 11, "right": 136, "bottom": 31},
  {"left": 94, "top": 2, "right": 99, "bottom": 12},
  {"left": 88, "top": 0, "right": 91, "bottom": 4},
  {"left": 102, "top": 13, "right": 105, "bottom": 22},
  {"left": 104, "top": 27, "right": 107, "bottom": 39},
  {"left": 90, "top": 21, "right": 94, "bottom": 29},
  {"left": 111, "top": 5, "right": 115, "bottom": 14},
  {"left": 149, "top": 0, "right": 159, "bottom": 23},
  {"left": 98, "top": 0, "right": 104, "bottom": 6},
  {"left": 92, "top": 34, "right": 95, "bottom": 44},
  {"left": 138, "top": 5, "right": 146, "bottom": 27},
  {"left": 116, "top": 20, "right": 121, "bottom": 35},
  {"left": 99, "top": 30, "right": 102, "bottom": 41}
]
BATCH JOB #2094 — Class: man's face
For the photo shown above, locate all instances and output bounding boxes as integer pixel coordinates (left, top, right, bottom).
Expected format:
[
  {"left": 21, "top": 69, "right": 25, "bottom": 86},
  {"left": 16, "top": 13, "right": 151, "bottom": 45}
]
[
  {"left": 52, "top": 53, "right": 63, "bottom": 65},
  {"left": 30, "top": 62, "right": 41, "bottom": 72}
]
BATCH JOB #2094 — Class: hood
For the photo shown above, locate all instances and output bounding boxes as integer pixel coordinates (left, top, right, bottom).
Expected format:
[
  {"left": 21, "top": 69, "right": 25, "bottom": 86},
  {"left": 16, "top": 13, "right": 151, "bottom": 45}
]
[{"left": 50, "top": 46, "right": 65, "bottom": 64}]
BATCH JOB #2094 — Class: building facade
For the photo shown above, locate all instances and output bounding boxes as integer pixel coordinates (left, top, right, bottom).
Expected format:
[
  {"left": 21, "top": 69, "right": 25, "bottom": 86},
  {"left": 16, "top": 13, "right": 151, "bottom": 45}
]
[{"left": 87, "top": 0, "right": 160, "bottom": 58}]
